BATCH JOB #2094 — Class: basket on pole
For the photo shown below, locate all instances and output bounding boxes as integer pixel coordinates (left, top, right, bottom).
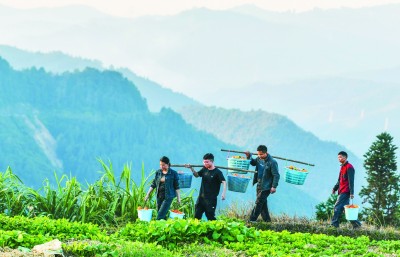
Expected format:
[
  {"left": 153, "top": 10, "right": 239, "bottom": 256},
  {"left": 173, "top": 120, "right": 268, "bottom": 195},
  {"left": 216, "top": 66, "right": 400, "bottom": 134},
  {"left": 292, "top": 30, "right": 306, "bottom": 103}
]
[
  {"left": 227, "top": 174, "right": 251, "bottom": 193},
  {"left": 227, "top": 156, "right": 250, "bottom": 174},
  {"left": 221, "top": 149, "right": 315, "bottom": 186},
  {"left": 284, "top": 166, "right": 309, "bottom": 185},
  {"left": 178, "top": 172, "right": 192, "bottom": 188}
]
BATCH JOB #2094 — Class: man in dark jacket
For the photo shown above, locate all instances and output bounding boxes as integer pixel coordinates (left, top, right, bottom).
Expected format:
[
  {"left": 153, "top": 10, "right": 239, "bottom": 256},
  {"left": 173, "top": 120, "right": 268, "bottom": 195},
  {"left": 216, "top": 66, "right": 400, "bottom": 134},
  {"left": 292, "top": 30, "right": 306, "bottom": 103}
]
[
  {"left": 331, "top": 151, "right": 362, "bottom": 228},
  {"left": 245, "top": 145, "right": 280, "bottom": 222}
]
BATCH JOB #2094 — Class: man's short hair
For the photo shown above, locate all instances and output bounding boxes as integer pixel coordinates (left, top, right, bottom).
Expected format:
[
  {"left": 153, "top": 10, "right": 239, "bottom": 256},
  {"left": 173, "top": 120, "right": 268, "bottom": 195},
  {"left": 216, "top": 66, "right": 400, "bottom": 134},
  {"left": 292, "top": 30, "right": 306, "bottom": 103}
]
[
  {"left": 338, "top": 151, "right": 348, "bottom": 158},
  {"left": 203, "top": 153, "right": 214, "bottom": 161},
  {"left": 160, "top": 156, "right": 171, "bottom": 166},
  {"left": 257, "top": 145, "right": 268, "bottom": 153}
]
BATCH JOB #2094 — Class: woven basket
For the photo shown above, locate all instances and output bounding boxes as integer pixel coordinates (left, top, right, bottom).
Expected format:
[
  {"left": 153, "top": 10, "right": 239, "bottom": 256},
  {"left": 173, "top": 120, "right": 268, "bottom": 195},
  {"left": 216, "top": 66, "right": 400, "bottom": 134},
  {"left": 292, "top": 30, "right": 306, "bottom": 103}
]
[
  {"left": 227, "top": 174, "right": 251, "bottom": 193},
  {"left": 227, "top": 158, "right": 250, "bottom": 174},
  {"left": 284, "top": 167, "right": 309, "bottom": 185},
  {"left": 178, "top": 173, "right": 192, "bottom": 188}
]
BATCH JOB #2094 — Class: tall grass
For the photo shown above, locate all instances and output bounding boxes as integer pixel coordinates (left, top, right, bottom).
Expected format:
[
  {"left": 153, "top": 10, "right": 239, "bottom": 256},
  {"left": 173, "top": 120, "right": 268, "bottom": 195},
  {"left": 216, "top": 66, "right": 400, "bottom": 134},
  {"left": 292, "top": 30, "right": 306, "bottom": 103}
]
[
  {"left": 28, "top": 172, "right": 81, "bottom": 220},
  {"left": 0, "top": 167, "right": 29, "bottom": 216},
  {"left": 0, "top": 160, "right": 165, "bottom": 225}
]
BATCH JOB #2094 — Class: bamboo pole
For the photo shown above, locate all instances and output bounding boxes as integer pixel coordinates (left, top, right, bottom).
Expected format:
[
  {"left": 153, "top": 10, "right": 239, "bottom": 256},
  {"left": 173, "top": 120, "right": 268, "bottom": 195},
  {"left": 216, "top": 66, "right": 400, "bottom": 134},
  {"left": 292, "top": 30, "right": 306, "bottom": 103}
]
[
  {"left": 171, "top": 164, "right": 257, "bottom": 174},
  {"left": 221, "top": 149, "right": 315, "bottom": 167}
]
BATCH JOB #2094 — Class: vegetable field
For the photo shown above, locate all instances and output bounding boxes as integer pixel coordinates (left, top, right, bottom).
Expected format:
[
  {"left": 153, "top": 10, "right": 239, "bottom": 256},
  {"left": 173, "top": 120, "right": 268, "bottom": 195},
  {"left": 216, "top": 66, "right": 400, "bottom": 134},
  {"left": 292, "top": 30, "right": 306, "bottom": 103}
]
[{"left": 0, "top": 214, "right": 399, "bottom": 256}]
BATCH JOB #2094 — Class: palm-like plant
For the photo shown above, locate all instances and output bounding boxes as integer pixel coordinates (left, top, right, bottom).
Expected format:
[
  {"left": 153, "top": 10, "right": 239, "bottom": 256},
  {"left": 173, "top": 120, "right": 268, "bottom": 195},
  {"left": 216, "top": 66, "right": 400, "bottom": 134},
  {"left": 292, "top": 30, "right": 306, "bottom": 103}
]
[{"left": 0, "top": 167, "right": 29, "bottom": 216}]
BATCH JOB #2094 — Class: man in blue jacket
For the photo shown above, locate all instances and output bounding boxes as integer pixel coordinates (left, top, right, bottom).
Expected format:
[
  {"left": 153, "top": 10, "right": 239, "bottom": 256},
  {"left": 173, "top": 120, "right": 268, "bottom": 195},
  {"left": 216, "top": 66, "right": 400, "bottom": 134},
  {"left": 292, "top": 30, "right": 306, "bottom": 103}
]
[{"left": 245, "top": 145, "right": 280, "bottom": 222}]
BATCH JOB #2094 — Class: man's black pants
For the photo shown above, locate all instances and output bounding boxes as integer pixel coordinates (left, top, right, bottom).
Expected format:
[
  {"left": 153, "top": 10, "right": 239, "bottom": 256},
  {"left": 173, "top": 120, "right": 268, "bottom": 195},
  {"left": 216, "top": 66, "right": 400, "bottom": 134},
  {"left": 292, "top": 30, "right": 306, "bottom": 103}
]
[
  {"left": 250, "top": 185, "right": 271, "bottom": 222},
  {"left": 195, "top": 197, "right": 217, "bottom": 220}
]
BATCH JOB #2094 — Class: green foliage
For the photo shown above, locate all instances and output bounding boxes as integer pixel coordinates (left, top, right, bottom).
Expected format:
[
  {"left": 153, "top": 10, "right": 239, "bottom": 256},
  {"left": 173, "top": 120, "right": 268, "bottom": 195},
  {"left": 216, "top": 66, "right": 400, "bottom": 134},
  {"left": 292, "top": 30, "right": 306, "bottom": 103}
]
[
  {"left": 0, "top": 213, "right": 400, "bottom": 256},
  {"left": 360, "top": 132, "right": 400, "bottom": 227},
  {"left": 0, "top": 230, "right": 51, "bottom": 249},
  {"left": 175, "top": 242, "right": 245, "bottom": 257},
  {"left": 63, "top": 241, "right": 119, "bottom": 257},
  {"left": 63, "top": 241, "right": 178, "bottom": 257}
]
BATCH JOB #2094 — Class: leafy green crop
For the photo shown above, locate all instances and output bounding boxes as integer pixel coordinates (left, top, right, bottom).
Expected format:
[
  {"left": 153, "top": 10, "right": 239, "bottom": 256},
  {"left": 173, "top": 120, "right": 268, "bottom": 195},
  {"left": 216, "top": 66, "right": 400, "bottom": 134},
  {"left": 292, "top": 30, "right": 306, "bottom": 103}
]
[
  {"left": 0, "top": 214, "right": 106, "bottom": 241},
  {"left": 1, "top": 215, "right": 399, "bottom": 256},
  {"left": 117, "top": 218, "right": 259, "bottom": 248},
  {"left": 0, "top": 230, "right": 51, "bottom": 248}
]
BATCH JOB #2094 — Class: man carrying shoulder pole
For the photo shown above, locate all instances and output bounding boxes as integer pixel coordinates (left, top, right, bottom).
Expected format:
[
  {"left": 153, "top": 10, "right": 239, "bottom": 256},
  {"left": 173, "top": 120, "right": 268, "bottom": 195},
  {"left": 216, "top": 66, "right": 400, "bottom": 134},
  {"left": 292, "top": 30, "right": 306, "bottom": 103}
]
[
  {"left": 185, "top": 153, "right": 226, "bottom": 221},
  {"left": 245, "top": 145, "right": 280, "bottom": 222}
]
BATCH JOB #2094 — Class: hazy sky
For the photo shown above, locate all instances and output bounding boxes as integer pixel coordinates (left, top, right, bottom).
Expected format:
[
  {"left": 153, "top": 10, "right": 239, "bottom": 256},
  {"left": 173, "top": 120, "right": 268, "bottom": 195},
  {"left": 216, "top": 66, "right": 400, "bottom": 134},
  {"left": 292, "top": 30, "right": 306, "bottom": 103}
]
[{"left": 1, "top": 0, "right": 400, "bottom": 17}]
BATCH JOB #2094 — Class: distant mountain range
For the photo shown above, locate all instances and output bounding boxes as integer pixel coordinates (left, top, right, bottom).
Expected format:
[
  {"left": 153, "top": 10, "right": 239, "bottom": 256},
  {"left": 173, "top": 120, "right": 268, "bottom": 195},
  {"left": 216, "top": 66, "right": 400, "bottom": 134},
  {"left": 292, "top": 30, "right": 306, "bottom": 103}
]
[
  {"left": 0, "top": 3, "right": 398, "bottom": 161},
  {"left": 1, "top": 3, "right": 399, "bottom": 94}
]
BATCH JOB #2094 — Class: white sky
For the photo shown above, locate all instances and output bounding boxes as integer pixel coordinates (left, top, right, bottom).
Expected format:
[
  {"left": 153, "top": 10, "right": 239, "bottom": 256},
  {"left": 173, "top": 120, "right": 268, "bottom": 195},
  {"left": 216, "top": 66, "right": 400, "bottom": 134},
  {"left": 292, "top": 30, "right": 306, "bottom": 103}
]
[{"left": 1, "top": 0, "right": 400, "bottom": 17}]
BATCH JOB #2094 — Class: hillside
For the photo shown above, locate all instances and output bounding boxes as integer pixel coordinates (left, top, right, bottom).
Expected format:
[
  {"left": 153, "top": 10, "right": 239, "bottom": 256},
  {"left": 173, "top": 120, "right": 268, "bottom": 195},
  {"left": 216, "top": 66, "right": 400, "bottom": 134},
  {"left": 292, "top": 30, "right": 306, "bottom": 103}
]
[
  {"left": 0, "top": 45, "right": 200, "bottom": 113},
  {"left": 0, "top": 57, "right": 229, "bottom": 184},
  {"left": 116, "top": 67, "right": 201, "bottom": 112}
]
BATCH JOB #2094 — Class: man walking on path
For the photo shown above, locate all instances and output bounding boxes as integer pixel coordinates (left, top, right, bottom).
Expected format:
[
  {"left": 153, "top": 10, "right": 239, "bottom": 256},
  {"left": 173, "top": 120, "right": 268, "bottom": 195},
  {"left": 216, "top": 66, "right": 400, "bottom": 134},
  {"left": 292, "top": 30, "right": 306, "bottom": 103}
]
[
  {"left": 185, "top": 153, "right": 226, "bottom": 220},
  {"left": 245, "top": 145, "right": 280, "bottom": 222},
  {"left": 331, "top": 151, "right": 362, "bottom": 228}
]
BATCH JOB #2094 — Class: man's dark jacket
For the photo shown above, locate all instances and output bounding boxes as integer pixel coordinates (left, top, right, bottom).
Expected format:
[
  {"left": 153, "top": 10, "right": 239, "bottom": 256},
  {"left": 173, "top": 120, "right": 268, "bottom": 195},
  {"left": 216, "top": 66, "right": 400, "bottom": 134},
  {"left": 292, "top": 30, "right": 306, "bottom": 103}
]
[{"left": 250, "top": 154, "right": 280, "bottom": 191}]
